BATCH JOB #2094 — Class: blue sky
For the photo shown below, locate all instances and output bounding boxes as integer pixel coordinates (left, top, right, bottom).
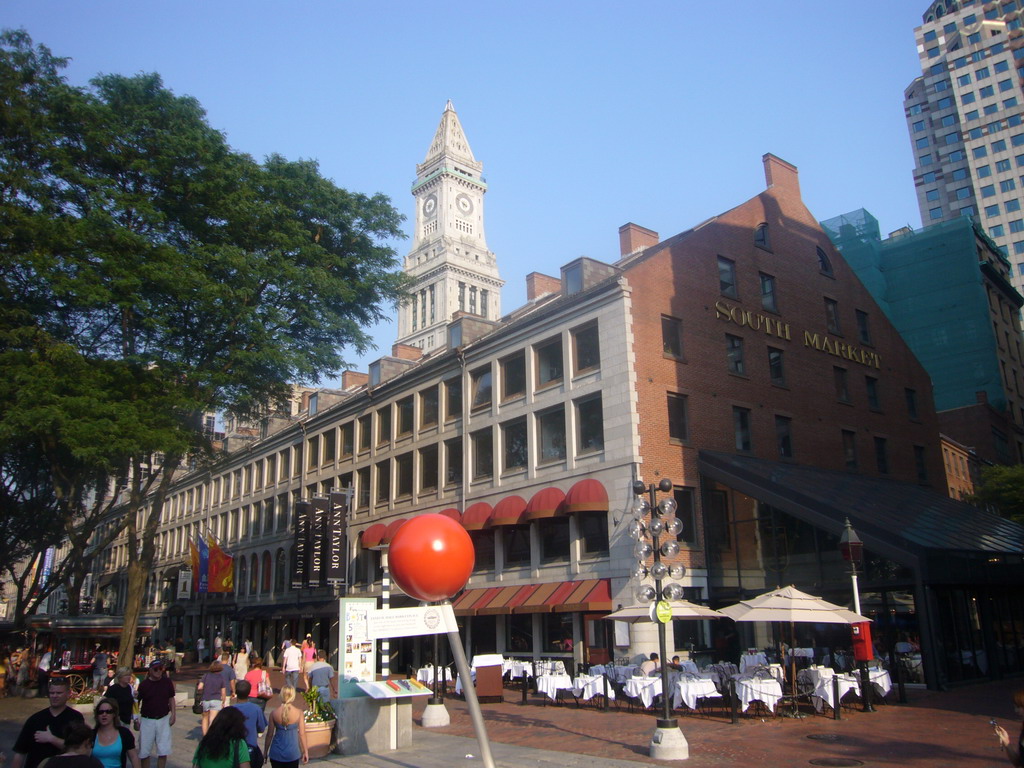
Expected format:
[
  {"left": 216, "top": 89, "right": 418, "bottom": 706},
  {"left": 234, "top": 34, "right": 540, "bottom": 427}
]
[{"left": 3, "top": 1, "right": 930, "bottom": 381}]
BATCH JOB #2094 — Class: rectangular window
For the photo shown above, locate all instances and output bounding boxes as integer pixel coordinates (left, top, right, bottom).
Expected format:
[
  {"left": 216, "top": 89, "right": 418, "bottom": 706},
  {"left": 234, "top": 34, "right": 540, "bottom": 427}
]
[
  {"left": 535, "top": 337, "right": 564, "bottom": 388},
  {"left": 916, "top": 136, "right": 931, "bottom": 149},
  {"left": 825, "top": 298, "right": 842, "bottom": 334},
  {"left": 445, "top": 377, "right": 462, "bottom": 420},
  {"left": 856, "top": 309, "right": 872, "bottom": 345},
  {"left": 842, "top": 430, "right": 858, "bottom": 470},
  {"left": 396, "top": 396, "right": 414, "bottom": 437},
  {"left": 733, "top": 406, "right": 752, "bottom": 452},
  {"left": 356, "top": 467, "right": 370, "bottom": 508},
  {"left": 760, "top": 272, "right": 778, "bottom": 312},
  {"left": 504, "top": 524, "right": 531, "bottom": 566},
  {"left": 718, "top": 256, "right": 738, "bottom": 298},
  {"left": 768, "top": 347, "right": 785, "bottom": 386},
  {"left": 926, "top": 188, "right": 941, "bottom": 201},
  {"left": 986, "top": 203, "right": 1001, "bottom": 217},
  {"left": 445, "top": 438, "right": 462, "bottom": 485},
  {"left": 673, "top": 487, "right": 697, "bottom": 545},
  {"left": 579, "top": 510, "right": 610, "bottom": 555},
  {"left": 905, "top": 388, "right": 920, "bottom": 420},
  {"left": 726, "top": 334, "right": 745, "bottom": 375},
  {"left": 500, "top": 353, "right": 526, "bottom": 401},
  {"left": 1002, "top": 178, "right": 1018, "bottom": 193},
  {"left": 572, "top": 322, "right": 600, "bottom": 374},
  {"left": 537, "top": 406, "right": 566, "bottom": 463},
  {"left": 834, "top": 367, "right": 850, "bottom": 403},
  {"left": 307, "top": 435, "right": 319, "bottom": 469},
  {"left": 576, "top": 396, "right": 604, "bottom": 454},
  {"left": 980, "top": 85, "right": 995, "bottom": 98},
  {"left": 982, "top": 184, "right": 996, "bottom": 197},
  {"left": 420, "top": 445, "right": 438, "bottom": 492},
  {"left": 502, "top": 418, "right": 528, "bottom": 472},
  {"left": 377, "top": 405, "right": 391, "bottom": 445},
  {"left": 874, "top": 436, "right": 890, "bottom": 474},
  {"left": 471, "top": 428, "right": 493, "bottom": 480},
  {"left": 395, "top": 453, "right": 413, "bottom": 497},
  {"left": 930, "top": 207, "right": 944, "bottom": 220},
  {"left": 420, "top": 386, "right": 439, "bottom": 429},
  {"left": 376, "top": 459, "right": 390, "bottom": 504},
  {"left": 358, "top": 415, "right": 371, "bottom": 452},
  {"left": 994, "top": 139, "right": 1008, "bottom": 152},
  {"left": 539, "top": 517, "right": 570, "bottom": 563},
  {"left": 667, "top": 393, "right": 688, "bottom": 442},
  {"left": 662, "top": 315, "right": 684, "bottom": 359},
  {"left": 866, "top": 376, "right": 881, "bottom": 410},
  {"left": 470, "top": 366, "right": 492, "bottom": 410},
  {"left": 340, "top": 423, "right": 354, "bottom": 458},
  {"left": 775, "top": 415, "right": 793, "bottom": 459}
]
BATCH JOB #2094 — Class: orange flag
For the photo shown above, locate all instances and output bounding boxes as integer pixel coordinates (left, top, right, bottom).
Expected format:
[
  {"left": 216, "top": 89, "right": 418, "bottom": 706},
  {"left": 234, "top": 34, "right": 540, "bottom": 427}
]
[{"left": 207, "top": 537, "right": 234, "bottom": 593}]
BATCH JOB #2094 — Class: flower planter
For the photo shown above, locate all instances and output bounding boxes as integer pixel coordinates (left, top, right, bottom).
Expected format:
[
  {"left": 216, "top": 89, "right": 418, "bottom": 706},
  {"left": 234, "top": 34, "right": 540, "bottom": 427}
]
[{"left": 304, "top": 718, "right": 336, "bottom": 759}]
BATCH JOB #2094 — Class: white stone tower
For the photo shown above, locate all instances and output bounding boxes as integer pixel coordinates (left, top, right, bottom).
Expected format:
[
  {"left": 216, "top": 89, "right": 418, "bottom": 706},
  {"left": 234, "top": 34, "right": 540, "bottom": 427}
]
[{"left": 396, "top": 101, "right": 503, "bottom": 352}]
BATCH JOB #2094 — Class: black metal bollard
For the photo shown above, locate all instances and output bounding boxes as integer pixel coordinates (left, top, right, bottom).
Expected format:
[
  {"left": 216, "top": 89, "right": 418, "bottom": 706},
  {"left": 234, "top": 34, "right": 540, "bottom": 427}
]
[
  {"left": 859, "top": 662, "right": 876, "bottom": 712},
  {"left": 832, "top": 675, "right": 841, "bottom": 721},
  {"left": 730, "top": 678, "right": 739, "bottom": 724},
  {"left": 602, "top": 673, "right": 609, "bottom": 711}
]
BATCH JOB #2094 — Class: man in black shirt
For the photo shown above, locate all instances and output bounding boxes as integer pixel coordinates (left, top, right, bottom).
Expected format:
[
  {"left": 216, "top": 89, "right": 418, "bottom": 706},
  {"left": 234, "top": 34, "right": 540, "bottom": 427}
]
[{"left": 11, "top": 677, "right": 85, "bottom": 768}]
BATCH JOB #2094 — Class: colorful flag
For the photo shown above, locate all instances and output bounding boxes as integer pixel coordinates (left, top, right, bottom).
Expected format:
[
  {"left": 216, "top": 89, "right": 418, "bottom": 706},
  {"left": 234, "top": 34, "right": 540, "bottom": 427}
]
[
  {"left": 197, "top": 535, "right": 210, "bottom": 594},
  {"left": 189, "top": 539, "right": 200, "bottom": 593},
  {"left": 208, "top": 537, "right": 234, "bottom": 593}
]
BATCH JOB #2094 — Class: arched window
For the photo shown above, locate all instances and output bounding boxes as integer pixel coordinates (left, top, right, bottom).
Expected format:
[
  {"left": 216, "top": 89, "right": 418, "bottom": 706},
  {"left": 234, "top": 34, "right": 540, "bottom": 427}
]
[
  {"left": 262, "top": 551, "right": 272, "bottom": 593},
  {"left": 816, "top": 246, "right": 834, "bottom": 276},
  {"left": 275, "top": 548, "right": 286, "bottom": 593},
  {"left": 249, "top": 553, "right": 259, "bottom": 595},
  {"left": 237, "top": 557, "right": 247, "bottom": 597},
  {"left": 754, "top": 223, "right": 771, "bottom": 251}
]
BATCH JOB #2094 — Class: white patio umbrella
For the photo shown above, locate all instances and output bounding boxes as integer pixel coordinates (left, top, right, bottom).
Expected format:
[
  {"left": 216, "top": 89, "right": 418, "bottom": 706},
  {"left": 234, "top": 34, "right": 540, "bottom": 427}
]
[
  {"left": 605, "top": 600, "right": 725, "bottom": 623},
  {"left": 719, "top": 585, "right": 870, "bottom": 706}
]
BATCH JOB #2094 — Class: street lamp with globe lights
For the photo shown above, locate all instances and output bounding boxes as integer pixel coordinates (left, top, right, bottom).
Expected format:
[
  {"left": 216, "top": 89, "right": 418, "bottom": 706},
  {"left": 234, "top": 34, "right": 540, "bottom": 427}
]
[{"left": 630, "top": 478, "right": 689, "bottom": 761}]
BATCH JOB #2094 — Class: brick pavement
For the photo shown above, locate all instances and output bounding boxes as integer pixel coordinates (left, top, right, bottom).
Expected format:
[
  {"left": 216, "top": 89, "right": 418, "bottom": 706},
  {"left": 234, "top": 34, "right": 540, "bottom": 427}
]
[{"left": 0, "top": 665, "right": 1017, "bottom": 767}]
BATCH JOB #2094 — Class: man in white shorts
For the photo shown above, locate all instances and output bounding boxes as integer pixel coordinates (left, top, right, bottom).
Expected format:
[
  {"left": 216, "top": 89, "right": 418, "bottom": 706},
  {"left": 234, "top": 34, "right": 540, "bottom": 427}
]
[{"left": 136, "top": 659, "right": 176, "bottom": 768}]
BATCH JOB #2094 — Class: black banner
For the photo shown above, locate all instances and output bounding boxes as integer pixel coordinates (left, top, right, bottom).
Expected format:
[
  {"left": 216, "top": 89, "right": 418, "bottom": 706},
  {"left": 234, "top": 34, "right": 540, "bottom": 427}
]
[
  {"left": 326, "top": 492, "right": 348, "bottom": 584},
  {"left": 292, "top": 499, "right": 311, "bottom": 589},
  {"left": 309, "top": 496, "right": 328, "bottom": 588}
]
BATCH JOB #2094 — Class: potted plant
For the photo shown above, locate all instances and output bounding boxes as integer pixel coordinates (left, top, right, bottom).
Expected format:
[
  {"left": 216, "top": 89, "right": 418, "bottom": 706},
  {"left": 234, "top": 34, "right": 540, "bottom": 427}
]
[{"left": 302, "top": 687, "right": 336, "bottom": 758}]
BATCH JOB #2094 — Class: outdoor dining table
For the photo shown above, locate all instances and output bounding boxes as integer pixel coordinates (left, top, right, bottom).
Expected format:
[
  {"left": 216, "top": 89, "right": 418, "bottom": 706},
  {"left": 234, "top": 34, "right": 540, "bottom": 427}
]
[
  {"left": 535, "top": 673, "right": 575, "bottom": 701},
  {"left": 808, "top": 671, "right": 859, "bottom": 713},
  {"left": 675, "top": 675, "right": 719, "bottom": 710},
  {"left": 535, "top": 659, "right": 567, "bottom": 676},
  {"left": 416, "top": 666, "right": 452, "bottom": 685},
  {"left": 623, "top": 675, "right": 662, "bottom": 709},
  {"left": 573, "top": 673, "right": 614, "bottom": 701},
  {"left": 503, "top": 659, "right": 531, "bottom": 678},
  {"left": 733, "top": 675, "right": 784, "bottom": 714},
  {"left": 739, "top": 651, "right": 768, "bottom": 674}
]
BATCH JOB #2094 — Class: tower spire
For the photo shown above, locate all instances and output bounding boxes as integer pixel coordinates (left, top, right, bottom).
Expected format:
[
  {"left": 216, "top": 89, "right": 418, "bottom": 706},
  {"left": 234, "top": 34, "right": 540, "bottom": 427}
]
[{"left": 421, "top": 100, "right": 478, "bottom": 172}]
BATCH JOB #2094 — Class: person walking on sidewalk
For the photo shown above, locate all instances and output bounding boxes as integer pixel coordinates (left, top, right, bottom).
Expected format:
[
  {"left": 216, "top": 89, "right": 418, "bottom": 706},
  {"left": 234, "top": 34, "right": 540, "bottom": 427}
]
[
  {"left": 197, "top": 662, "right": 227, "bottom": 736},
  {"left": 135, "top": 660, "right": 175, "bottom": 768},
  {"left": 11, "top": 677, "right": 84, "bottom": 768},
  {"left": 91, "top": 696, "right": 140, "bottom": 768},
  {"left": 280, "top": 643, "right": 301, "bottom": 692},
  {"left": 232, "top": 681, "right": 267, "bottom": 768},
  {"left": 264, "top": 687, "right": 307, "bottom": 768},
  {"left": 104, "top": 668, "right": 137, "bottom": 729},
  {"left": 192, "top": 707, "right": 251, "bottom": 768}
]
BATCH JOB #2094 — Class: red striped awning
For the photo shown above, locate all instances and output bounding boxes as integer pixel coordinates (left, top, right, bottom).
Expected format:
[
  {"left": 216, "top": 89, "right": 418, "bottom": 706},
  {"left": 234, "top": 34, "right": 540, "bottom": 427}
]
[
  {"left": 462, "top": 502, "right": 493, "bottom": 531},
  {"left": 453, "top": 579, "right": 611, "bottom": 616},
  {"left": 524, "top": 487, "right": 567, "bottom": 521},
  {"left": 452, "top": 587, "right": 500, "bottom": 616},
  {"left": 361, "top": 523, "right": 387, "bottom": 549},
  {"left": 491, "top": 495, "right": 528, "bottom": 527},
  {"left": 381, "top": 518, "right": 407, "bottom": 544},
  {"left": 438, "top": 508, "right": 463, "bottom": 524},
  {"left": 564, "top": 479, "right": 609, "bottom": 513}
]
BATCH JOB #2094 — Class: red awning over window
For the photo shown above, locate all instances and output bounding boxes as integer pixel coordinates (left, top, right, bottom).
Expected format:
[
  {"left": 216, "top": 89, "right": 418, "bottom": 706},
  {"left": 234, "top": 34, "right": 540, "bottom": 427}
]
[
  {"left": 491, "top": 495, "right": 528, "bottom": 527},
  {"left": 453, "top": 579, "right": 611, "bottom": 616},
  {"left": 360, "top": 523, "right": 387, "bottom": 549},
  {"left": 438, "top": 507, "right": 463, "bottom": 524},
  {"left": 452, "top": 587, "right": 500, "bottom": 616},
  {"left": 564, "top": 479, "right": 609, "bottom": 514},
  {"left": 462, "top": 502, "right": 493, "bottom": 531},
  {"left": 381, "top": 518, "right": 407, "bottom": 544},
  {"left": 524, "top": 487, "right": 567, "bottom": 521}
]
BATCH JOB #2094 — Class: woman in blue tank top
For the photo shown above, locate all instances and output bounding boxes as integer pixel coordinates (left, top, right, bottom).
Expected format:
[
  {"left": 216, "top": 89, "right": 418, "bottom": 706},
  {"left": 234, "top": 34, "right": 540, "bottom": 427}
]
[{"left": 264, "top": 686, "right": 308, "bottom": 768}]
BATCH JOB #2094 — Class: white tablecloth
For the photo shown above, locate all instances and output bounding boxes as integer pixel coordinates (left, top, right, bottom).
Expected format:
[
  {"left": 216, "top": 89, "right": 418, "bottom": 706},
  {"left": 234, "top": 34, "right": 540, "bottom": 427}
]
[
  {"left": 739, "top": 652, "right": 767, "bottom": 673},
  {"left": 572, "top": 674, "right": 614, "bottom": 701},
  {"left": 536, "top": 673, "right": 574, "bottom": 701},
  {"left": 454, "top": 670, "right": 475, "bottom": 694},
  {"left": 503, "top": 660, "right": 532, "bottom": 678},
  {"left": 416, "top": 666, "right": 451, "bottom": 684},
  {"left": 675, "top": 677, "right": 719, "bottom": 710},
  {"left": 810, "top": 673, "right": 859, "bottom": 712},
  {"left": 623, "top": 676, "right": 662, "bottom": 709},
  {"left": 734, "top": 676, "right": 783, "bottom": 713},
  {"left": 535, "top": 659, "right": 567, "bottom": 676}
]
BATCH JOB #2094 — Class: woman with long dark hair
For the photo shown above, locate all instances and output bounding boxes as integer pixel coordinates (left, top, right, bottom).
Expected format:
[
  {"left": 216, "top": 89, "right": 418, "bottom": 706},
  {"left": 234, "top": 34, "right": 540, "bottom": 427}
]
[{"left": 192, "top": 706, "right": 251, "bottom": 768}]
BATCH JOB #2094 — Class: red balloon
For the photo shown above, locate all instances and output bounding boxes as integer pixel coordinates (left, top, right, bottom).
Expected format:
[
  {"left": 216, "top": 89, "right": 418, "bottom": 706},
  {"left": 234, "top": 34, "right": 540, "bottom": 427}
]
[{"left": 387, "top": 514, "right": 475, "bottom": 602}]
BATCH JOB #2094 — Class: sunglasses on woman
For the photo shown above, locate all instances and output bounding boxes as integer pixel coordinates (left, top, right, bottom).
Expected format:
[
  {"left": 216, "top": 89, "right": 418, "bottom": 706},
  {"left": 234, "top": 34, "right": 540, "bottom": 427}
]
[{"left": 97, "top": 709, "right": 115, "bottom": 715}]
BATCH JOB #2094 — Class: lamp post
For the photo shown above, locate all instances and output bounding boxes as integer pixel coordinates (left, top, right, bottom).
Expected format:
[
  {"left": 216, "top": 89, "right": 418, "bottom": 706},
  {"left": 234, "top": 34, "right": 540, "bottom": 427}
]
[
  {"left": 631, "top": 478, "right": 688, "bottom": 761},
  {"left": 839, "top": 517, "right": 874, "bottom": 713},
  {"left": 370, "top": 544, "right": 391, "bottom": 679}
]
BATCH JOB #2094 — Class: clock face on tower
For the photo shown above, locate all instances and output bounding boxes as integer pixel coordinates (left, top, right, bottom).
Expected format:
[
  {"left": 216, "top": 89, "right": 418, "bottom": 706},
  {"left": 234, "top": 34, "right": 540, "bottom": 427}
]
[
  {"left": 423, "top": 195, "right": 437, "bottom": 218},
  {"left": 455, "top": 193, "right": 474, "bottom": 216}
]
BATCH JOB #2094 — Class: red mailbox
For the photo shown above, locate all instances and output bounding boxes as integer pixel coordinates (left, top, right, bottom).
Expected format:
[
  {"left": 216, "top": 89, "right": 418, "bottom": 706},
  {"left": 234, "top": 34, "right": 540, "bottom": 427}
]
[{"left": 850, "top": 621, "right": 874, "bottom": 662}]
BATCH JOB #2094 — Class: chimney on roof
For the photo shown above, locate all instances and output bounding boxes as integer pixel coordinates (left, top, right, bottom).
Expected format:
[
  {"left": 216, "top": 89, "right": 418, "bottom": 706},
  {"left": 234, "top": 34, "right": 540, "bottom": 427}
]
[
  {"left": 526, "top": 272, "right": 561, "bottom": 301},
  {"left": 391, "top": 343, "right": 423, "bottom": 361},
  {"left": 618, "top": 223, "right": 659, "bottom": 257},
  {"left": 762, "top": 153, "right": 800, "bottom": 198},
  {"left": 341, "top": 371, "right": 369, "bottom": 390}
]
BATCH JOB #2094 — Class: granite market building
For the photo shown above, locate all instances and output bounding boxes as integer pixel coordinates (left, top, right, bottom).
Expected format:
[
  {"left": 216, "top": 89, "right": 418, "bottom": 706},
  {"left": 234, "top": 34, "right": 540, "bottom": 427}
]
[{"left": 90, "top": 105, "right": 1024, "bottom": 689}]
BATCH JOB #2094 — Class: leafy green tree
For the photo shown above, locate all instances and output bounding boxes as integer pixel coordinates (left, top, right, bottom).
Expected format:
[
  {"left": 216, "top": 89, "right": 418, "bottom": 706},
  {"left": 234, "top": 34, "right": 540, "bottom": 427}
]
[
  {"left": 965, "top": 464, "right": 1024, "bottom": 525},
  {"left": 0, "top": 31, "right": 407, "bottom": 653}
]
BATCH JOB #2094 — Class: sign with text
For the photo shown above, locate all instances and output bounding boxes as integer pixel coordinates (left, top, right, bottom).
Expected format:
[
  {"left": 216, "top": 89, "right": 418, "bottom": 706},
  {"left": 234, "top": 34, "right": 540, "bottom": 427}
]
[
  {"left": 339, "top": 598, "right": 377, "bottom": 686},
  {"left": 293, "top": 494, "right": 348, "bottom": 589},
  {"left": 366, "top": 604, "right": 459, "bottom": 640}
]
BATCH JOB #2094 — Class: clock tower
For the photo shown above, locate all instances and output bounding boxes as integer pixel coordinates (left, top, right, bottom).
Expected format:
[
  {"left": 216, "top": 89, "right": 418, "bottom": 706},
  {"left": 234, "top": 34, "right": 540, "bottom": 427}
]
[{"left": 396, "top": 101, "right": 503, "bottom": 352}]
